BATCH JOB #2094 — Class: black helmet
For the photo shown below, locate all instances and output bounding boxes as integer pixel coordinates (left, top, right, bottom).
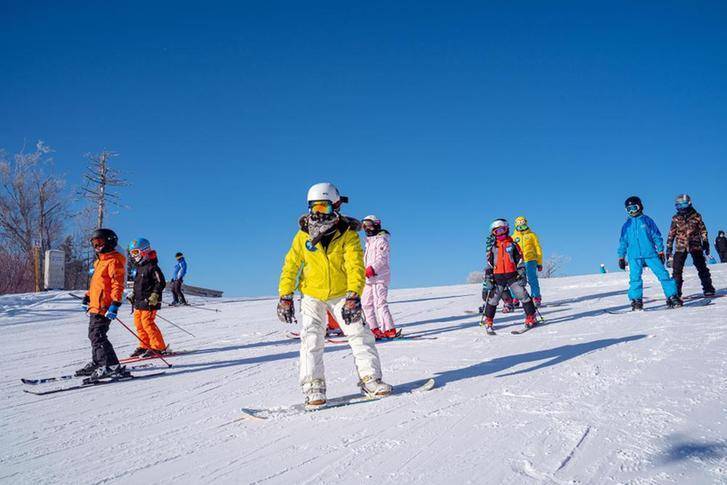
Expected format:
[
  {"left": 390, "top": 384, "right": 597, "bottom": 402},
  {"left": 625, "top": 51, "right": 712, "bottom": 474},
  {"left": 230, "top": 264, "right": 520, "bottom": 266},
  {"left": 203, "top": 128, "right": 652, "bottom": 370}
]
[
  {"left": 90, "top": 228, "right": 118, "bottom": 253},
  {"left": 624, "top": 196, "right": 643, "bottom": 217},
  {"left": 175, "top": 252, "right": 184, "bottom": 259}
]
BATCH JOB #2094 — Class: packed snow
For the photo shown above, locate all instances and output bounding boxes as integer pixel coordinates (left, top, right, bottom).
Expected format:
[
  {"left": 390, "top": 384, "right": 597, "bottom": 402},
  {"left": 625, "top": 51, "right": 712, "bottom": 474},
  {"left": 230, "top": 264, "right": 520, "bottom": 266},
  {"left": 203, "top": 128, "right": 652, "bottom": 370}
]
[{"left": 1, "top": 266, "right": 726, "bottom": 484}]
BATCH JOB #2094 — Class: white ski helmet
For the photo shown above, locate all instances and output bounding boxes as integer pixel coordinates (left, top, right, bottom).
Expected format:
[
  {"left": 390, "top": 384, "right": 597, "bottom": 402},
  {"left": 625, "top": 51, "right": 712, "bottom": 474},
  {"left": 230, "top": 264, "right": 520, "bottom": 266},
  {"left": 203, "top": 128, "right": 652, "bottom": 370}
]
[
  {"left": 362, "top": 215, "right": 380, "bottom": 224},
  {"left": 307, "top": 182, "right": 348, "bottom": 205},
  {"left": 489, "top": 218, "right": 509, "bottom": 233}
]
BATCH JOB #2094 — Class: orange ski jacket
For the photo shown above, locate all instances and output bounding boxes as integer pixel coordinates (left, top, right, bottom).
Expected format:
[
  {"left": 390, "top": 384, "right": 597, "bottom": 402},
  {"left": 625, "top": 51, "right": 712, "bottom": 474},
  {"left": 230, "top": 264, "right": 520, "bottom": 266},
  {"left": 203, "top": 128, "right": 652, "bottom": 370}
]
[{"left": 86, "top": 251, "right": 126, "bottom": 315}]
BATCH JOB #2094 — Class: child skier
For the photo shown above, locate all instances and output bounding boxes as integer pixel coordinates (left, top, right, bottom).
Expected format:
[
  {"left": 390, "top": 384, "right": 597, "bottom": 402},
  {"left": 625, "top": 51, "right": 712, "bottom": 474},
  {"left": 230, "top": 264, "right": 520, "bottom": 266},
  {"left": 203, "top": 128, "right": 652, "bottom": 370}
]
[
  {"left": 170, "top": 252, "right": 188, "bottom": 306},
  {"left": 76, "top": 228, "right": 130, "bottom": 379},
  {"left": 277, "top": 183, "right": 391, "bottom": 408},
  {"left": 481, "top": 219, "right": 538, "bottom": 332},
  {"left": 716, "top": 230, "right": 727, "bottom": 263},
  {"left": 128, "top": 238, "right": 169, "bottom": 357},
  {"left": 617, "top": 196, "right": 681, "bottom": 310},
  {"left": 361, "top": 215, "right": 398, "bottom": 340},
  {"left": 666, "top": 194, "right": 716, "bottom": 297},
  {"left": 511, "top": 216, "right": 544, "bottom": 307}
]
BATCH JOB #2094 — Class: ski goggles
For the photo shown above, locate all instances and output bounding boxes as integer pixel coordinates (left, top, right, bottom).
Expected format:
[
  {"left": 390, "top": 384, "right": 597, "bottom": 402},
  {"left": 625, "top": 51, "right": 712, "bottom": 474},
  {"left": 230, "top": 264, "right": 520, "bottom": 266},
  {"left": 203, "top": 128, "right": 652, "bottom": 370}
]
[
  {"left": 309, "top": 200, "right": 334, "bottom": 215},
  {"left": 362, "top": 219, "right": 378, "bottom": 230},
  {"left": 675, "top": 201, "right": 690, "bottom": 210},
  {"left": 515, "top": 224, "right": 528, "bottom": 231},
  {"left": 625, "top": 204, "right": 640, "bottom": 215},
  {"left": 492, "top": 226, "right": 509, "bottom": 236},
  {"left": 129, "top": 248, "right": 144, "bottom": 258}
]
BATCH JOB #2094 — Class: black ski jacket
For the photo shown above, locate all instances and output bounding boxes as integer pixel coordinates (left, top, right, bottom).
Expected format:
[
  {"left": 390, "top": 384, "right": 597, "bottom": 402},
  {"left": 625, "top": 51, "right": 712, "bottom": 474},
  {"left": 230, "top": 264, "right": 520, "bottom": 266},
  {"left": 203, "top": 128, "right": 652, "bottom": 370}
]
[
  {"left": 716, "top": 233, "right": 727, "bottom": 254},
  {"left": 132, "top": 256, "right": 166, "bottom": 310}
]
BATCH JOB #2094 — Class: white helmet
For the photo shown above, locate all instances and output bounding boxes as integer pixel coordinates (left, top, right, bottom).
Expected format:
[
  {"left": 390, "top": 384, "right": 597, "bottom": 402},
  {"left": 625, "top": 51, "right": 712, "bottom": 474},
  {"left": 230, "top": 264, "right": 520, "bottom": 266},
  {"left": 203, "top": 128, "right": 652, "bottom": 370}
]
[
  {"left": 362, "top": 214, "right": 380, "bottom": 224},
  {"left": 489, "top": 218, "right": 509, "bottom": 232},
  {"left": 307, "top": 182, "right": 347, "bottom": 205}
]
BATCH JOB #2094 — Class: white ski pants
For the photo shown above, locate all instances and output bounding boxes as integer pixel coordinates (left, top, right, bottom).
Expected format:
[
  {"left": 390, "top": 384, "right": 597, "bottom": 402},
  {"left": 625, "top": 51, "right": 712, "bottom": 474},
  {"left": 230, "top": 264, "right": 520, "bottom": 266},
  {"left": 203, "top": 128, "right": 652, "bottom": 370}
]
[
  {"left": 299, "top": 295, "right": 382, "bottom": 386},
  {"left": 362, "top": 282, "right": 396, "bottom": 331}
]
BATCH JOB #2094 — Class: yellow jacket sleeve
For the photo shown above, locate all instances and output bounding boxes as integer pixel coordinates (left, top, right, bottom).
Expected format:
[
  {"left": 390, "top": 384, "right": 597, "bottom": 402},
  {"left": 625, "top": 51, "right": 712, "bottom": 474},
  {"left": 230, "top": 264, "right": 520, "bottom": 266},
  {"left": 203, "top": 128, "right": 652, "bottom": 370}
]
[
  {"left": 279, "top": 232, "right": 305, "bottom": 296},
  {"left": 532, "top": 232, "right": 543, "bottom": 265},
  {"left": 342, "top": 230, "right": 365, "bottom": 296}
]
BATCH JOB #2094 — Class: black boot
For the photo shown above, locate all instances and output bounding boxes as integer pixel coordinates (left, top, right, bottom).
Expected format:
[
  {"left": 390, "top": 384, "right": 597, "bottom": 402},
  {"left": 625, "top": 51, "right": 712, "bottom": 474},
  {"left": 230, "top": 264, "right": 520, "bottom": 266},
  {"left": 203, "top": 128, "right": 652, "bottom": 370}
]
[
  {"left": 129, "top": 347, "right": 146, "bottom": 358},
  {"left": 88, "top": 364, "right": 131, "bottom": 381},
  {"left": 75, "top": 361, "right": 98, "bottom": 377},
  {"left": 666, "top": 296, "right": 683, "bottom": 308},
  {"left": 631, "top": 299, "right": 644, "bottom": 311}
]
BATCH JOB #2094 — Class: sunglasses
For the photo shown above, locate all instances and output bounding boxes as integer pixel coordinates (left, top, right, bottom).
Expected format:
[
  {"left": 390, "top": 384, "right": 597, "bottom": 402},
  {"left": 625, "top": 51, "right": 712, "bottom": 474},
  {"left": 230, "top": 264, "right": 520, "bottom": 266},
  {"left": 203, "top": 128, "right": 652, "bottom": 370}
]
[{"left": 309, "top": 200, "right": 334, "bottom": 215}]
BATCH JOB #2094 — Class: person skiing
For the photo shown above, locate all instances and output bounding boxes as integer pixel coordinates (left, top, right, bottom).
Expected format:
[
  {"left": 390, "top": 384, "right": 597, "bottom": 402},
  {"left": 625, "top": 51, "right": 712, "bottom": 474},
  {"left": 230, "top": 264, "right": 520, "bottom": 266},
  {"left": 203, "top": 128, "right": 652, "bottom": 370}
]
[
  {"left": 716, "top": 230, "right": 727, "bottom": 263},
  {"left": 128, "top": 238, "right": 168, "bottom": 357},
  {"left": 511, "top": 216, "right": 544, "bottom": 307},
  {"left": 481, "top": 219, "right": 538, "bottom": 332},
  {"left": 360, "top": 215, "right": 398, "bottom": 340},
  {"left": 170, "top": 252, "right": 188, "bottom": 306},
  {"left": 76, "top": 228, "right": 130, "bottom": 379},
  {"left": 666, "top": 194, "right": 716, "bottom": 298},
  {"left": 617, "top": 196, "right": 681, "bottom": 310},
  {"left": 277, "top": 182, "right": 392, "bottom": 408}
]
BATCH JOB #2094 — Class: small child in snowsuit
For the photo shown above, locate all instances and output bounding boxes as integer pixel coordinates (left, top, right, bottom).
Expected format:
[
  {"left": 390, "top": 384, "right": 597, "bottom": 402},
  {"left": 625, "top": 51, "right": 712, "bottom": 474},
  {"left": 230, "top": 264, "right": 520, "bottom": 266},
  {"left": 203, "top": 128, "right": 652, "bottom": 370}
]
[
  {"left": 666, "top": 194, "right": 715, "bottom": 298},
  {"left": 481, "top": 219, "right": 538, "bottom": 330},
  {"left": 76, "top": 228, "right": 129, "bottom": 380},
  {"left": 128, "top": 238, "right": 168, "bottom": 358},
  {"left": 511, "top": 216, "right": 544, "bottom": 307},
  {"left": 361, "top": 215, "right": 398, "bottom": 340},
  {"left": 618, "top": 196, "right": 680, "bottom": 310}
]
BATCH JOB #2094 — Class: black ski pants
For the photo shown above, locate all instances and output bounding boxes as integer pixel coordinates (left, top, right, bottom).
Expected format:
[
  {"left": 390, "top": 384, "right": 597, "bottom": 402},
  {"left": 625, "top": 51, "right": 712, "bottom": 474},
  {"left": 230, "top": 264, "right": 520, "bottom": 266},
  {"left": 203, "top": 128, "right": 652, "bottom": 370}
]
[
  {"left": 671, "top": 250, "right": 715, "bottom": 297},
  {"left": 88, "top": 313, "right": 120, "bottom": 367},
  {"left": 719, "top": 250, "right": 727, "bottom": 264},
  {"left": 171, "top": 278, "right": 187, "bottom": 304}
]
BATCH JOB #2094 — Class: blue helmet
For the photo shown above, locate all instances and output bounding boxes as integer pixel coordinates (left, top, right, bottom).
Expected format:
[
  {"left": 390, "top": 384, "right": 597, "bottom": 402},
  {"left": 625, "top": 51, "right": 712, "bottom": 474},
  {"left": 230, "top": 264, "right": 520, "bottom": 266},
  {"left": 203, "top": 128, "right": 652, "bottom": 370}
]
[{"left": 128, "top": 238, "right": 152, "bottom": 263}]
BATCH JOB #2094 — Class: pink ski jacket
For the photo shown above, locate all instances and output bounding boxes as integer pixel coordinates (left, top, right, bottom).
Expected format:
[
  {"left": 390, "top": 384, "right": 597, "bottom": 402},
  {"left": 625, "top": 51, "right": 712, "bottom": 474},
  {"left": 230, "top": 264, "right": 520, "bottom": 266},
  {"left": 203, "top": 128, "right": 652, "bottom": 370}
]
[{"left": 364, "top": 231, "right": 391, "bottom": 284}]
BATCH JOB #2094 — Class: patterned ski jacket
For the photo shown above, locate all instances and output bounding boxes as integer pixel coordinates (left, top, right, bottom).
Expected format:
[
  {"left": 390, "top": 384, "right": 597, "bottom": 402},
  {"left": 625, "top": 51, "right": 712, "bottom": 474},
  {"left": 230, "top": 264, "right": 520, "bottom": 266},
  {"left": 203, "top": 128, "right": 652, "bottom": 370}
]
[
  {"left": 485, "top": 236, "right": 525, "bottom": 277},
  {"left": 666, "top": 208, "right": 708, "bottom": 254}
]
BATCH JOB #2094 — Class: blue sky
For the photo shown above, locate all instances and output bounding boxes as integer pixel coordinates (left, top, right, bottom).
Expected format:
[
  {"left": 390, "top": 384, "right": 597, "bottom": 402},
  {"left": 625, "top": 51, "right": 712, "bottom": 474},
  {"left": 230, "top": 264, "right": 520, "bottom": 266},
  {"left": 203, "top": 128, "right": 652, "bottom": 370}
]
[{"left": 2, "top": 1, "right": 726, "bottom": 296}]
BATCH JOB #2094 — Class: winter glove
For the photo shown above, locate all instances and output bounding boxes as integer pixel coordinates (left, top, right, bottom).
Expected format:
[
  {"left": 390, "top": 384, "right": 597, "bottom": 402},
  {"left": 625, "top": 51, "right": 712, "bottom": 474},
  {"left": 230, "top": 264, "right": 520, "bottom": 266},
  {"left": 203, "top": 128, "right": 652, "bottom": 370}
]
[
  {"left": 81, "top": 295, "right": 90, "bottom": 313},
  {"left": 618, "top": 258, "right": 626, "bottom": 271},
  {"left": 277, "top": 294, "right": 295, "bottom": 323},
  {"left": 365, "top": 266, "right": 376, "bottom": 278},
  {"left": 658, "top": 252, "right": 665, "bottom": 264},
  {"left": 341, "top": 291, "right": 363, "bottom": 324},
  {"left": 105, "top": 301, "right": 121, "bottom": 321},
  {"left": 148, "top": 292, "right": 160, "bottom": 307},
  {"left": 702, "top": 241, "right": 710, "bottom": 255},
  {"left": 537, "top": 265, "right": 543, "bottom": 272}
]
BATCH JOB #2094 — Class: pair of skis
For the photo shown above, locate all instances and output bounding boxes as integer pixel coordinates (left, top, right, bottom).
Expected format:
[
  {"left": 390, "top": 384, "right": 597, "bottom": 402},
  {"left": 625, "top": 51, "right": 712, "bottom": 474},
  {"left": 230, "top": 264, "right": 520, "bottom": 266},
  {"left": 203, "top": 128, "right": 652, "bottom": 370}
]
[
  {"left": 285, "top": 330, "right": 436, "bottom": 343},
  {"left": 21, "top": 368, "right": 167, "bottom": 395}
]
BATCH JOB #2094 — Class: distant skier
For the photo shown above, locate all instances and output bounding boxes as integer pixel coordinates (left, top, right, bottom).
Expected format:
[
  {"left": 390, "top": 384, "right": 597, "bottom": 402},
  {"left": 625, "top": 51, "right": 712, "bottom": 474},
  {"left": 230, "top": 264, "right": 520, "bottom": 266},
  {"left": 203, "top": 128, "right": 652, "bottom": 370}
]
[
  {"left": 76, "top": 228, "right": 130, "bottom": 379},
  {"left": 277, "top": 183, "right": 391, "bottom": 408},
  {"left": 170, "top": 252, "right": 188, "bottom": 306},
  {"left": 361, "top": 215, "right": 398, "bottom": 340},
  {"left": 617, "top": 196, "right": 681, "bottom": 310},
  {"left": 511, "top": 216, "right": 544, "bottom": 307},
  {"left": 666, "top": 194, "right": 715, "bottom": 298},
  {"left": 600, "top": 263, "right": 607, "bottom": 274},
  {"left": 481, "top": 219, "right": 538, "bottom": 331},
  {"left": 714, "top": 230, "right": 727, "bottom": 263},
  {"left": 128, "top": 238, "right": 169, "bottom": 357}
]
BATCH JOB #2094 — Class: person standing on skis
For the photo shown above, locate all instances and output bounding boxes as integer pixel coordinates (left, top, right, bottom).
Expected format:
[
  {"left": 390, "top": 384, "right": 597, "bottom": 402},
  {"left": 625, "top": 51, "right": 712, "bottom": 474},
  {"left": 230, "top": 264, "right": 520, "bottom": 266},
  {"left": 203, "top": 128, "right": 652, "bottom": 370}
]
[
  {"left": 716, "top": 230, "right": 727, "bottom": 263},
  {"left": 170, "top": 252, "right": 188, "bottom": 306},
  {"left": 511, "top": 216, "right": 544, "bottom": 307},
  {"left": 361, "top": 215, "right": 398, "bottom": 340},
  {"left": 128, "top": 238, "right": 169, "bottom": 358},
  {"left": 481, "top": 219, "right": 538, "bottom": 331},
  {"left": 617, "top": 196, "right": 681, "bottom": 310},
  {"left": 76, "top": 228, "right": 130, "bottom": 379},
  {"left": 666, "top": 194, "right": 716, "bottom": 298},
  {"left": 277, "top": 182, "right": 392, "bottom": 408}
]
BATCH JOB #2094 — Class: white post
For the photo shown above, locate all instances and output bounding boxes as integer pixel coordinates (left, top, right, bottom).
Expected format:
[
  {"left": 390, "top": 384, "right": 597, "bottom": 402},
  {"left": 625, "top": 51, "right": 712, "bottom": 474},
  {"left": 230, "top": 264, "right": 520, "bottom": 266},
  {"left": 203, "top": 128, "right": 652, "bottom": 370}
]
[{"left": 44, "top": 249, "right": 65, "bottom": 290}]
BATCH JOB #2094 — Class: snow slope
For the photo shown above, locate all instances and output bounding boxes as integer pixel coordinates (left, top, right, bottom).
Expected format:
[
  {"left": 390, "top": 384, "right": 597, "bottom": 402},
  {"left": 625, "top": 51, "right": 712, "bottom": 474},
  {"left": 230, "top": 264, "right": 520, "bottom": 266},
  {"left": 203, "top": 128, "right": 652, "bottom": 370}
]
[{"left": 1, "top": 266, "right": 726, "bottom": 484}]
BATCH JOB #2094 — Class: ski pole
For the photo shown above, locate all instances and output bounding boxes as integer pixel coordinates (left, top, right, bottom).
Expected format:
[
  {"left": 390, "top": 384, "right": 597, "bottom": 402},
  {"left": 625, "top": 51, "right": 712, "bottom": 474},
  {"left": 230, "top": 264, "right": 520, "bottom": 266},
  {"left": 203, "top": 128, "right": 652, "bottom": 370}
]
[
  {"left": 156, "top": 314, "right": 196, "bottom": 338},
  {"left": 115, "top": 317, "right": 173, "bottom": 368}
]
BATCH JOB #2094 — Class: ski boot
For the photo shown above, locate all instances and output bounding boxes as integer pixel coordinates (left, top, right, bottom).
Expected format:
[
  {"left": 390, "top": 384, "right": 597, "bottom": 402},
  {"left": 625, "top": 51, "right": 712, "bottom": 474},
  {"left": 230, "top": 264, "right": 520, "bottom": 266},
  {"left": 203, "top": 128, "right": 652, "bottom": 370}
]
[
  {"left": 129, "top": 347, "right": 146, "bottom": 358},
  {"left": 666, "top": 296, "right": 683, "bottom": 308},
  {"left": 87, "top": 364, "right": 131, "bottom": 382},
  {"left": 502, "top": 303, "right": 514, "bottom": 314},
  {"left": 169, "top": 302, "right": 179, "bottom": 307},
  {"left": 75, "top": 361, "right": 99, "bottom": 377},
  {"left": 630, "top": 298, "right": 644, "bottom": 311},
  {"left": 383, "top": 328, "right": 399, "bottom": 339},
  {"left": 302, "top": 379, "right": 327, "bottom": 409},
  {"left": 512, "top": 299, "right": 521, "bottom": 308},
  {"left": 371, "top": 328, "right": 386, "bottom": 340},
  {"left": 533, "top": 296, "right": 542, "bottom": 308},
  {"left": 359, "top": 375, "right": 393, "bottom": 398},
  {"left": 704, "top": 290, "right": 716, "bottom": 298},
  {"left": 482, "top": 317, "right": 495, "bottom": 335},
  {"left": 524, "top": 314, "right": 537, "bottom": 328}
]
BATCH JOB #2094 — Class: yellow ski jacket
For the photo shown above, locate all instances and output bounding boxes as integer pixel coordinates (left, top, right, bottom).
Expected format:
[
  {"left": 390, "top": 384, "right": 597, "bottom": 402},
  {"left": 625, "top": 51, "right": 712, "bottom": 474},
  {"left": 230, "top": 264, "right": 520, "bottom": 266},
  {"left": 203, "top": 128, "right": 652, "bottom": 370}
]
[{"left": 511, "top": 229, "right": 543, "bottom": 265}]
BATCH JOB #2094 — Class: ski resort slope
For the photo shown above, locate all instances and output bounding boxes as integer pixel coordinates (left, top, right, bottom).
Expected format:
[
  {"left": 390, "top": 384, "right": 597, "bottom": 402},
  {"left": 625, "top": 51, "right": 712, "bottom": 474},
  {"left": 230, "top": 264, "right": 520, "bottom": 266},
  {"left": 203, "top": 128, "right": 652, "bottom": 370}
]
[{"left": 1, "top": 266, "right": 726, "bottom": 485}]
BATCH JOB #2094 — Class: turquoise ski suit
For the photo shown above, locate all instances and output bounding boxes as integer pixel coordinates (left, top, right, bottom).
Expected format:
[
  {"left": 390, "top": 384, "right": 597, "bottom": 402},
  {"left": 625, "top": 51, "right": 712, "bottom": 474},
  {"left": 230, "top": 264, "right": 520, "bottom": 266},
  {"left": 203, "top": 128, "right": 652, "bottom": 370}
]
[{"left": 617, "top": 215, "right": 677, "bottom": 300}]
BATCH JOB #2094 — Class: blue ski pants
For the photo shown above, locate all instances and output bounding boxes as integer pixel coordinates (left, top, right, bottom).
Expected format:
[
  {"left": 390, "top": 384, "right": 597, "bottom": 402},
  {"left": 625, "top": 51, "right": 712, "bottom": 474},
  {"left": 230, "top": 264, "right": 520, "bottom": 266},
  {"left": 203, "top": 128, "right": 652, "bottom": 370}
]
[
  {"left": 525, "top": 260, "right": 541, "bottom": 298},
  {"left": 628, "top": 256, "right": 677, "bottom": 300}
]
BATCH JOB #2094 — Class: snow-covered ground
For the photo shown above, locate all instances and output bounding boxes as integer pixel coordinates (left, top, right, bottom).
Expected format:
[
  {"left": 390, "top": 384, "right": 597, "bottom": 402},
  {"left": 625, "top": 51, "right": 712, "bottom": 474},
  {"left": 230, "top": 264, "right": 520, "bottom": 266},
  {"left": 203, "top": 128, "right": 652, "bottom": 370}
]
[{"left": 1, "top": 266, "right": 726, "bottom": 484}]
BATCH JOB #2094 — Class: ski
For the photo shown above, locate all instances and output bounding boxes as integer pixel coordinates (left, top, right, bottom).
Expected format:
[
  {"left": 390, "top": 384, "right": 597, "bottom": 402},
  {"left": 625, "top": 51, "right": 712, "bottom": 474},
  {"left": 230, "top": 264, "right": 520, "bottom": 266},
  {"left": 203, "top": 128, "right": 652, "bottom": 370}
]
[
  {"left": 285, "top": 331, "right": 347, "bottom": 344},
  {"left": 511, "top": 326, "right": 534, "bottom": 335},
  {"left": 23, "top": 371, "right": 167, "bottom": 396},
  {"left": 233, "top": 377, "right": 436, "bottom": 421},
  {"left": 119, "top": 351, "right": 187, "bottom": 364},
  {"left": 21, "top": 363, "right": 154, "bottom": 385}
]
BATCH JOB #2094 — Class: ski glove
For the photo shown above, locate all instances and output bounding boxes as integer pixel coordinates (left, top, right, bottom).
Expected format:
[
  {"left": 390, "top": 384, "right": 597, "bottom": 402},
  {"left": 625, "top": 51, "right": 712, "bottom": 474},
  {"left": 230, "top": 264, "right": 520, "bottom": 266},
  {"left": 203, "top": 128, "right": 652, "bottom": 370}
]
[
  {"left": 618, "top": 258, "right": 626, "bottom": 271},
  {"left": 658, "top": 252, "right": 665, "bottom": 264},
  {"left": 537, "top": 265, "right": 543, "bottom": 272},
  {"left": 148, "top": 292, "right": 160, "bottom": 307},
  {"left": 277, "top": 294, "right": 295, "bottom": 323},
  {"left": 365, "top": 266, "right": 376, "bottom": 278},
  {"left": 341, "top": 291, "right": 363, "bottom": 324},
  {"left": 81, "top": 295, "right": 90, "bottom": 313},
  {"left": 105, "top": 301, "right": 121, "bottom": 321}
]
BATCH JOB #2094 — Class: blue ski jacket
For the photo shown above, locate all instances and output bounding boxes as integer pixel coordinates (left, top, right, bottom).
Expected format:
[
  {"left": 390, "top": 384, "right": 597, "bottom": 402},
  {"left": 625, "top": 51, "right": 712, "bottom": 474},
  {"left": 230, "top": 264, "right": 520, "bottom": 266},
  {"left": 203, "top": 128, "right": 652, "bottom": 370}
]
[
  {"left": 173, "top": 257, "right": 187, "bottom": 280},
  {"left": 617, "top": 215, "right": 664, "bottom": 259}
]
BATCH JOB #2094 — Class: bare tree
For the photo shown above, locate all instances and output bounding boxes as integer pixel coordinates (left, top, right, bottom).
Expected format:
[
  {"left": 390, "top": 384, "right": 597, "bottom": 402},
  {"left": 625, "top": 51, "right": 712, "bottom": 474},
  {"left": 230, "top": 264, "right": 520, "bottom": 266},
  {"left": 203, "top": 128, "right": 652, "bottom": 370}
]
[
  {"left": 0, "top": 141, "right": 68, "bottom": 292},
  {"left": 541, "top": 254, "right": 571, "bottom": 278},
  {"left": 78, "top": 151, "right": 128, "bottom": 229}
]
